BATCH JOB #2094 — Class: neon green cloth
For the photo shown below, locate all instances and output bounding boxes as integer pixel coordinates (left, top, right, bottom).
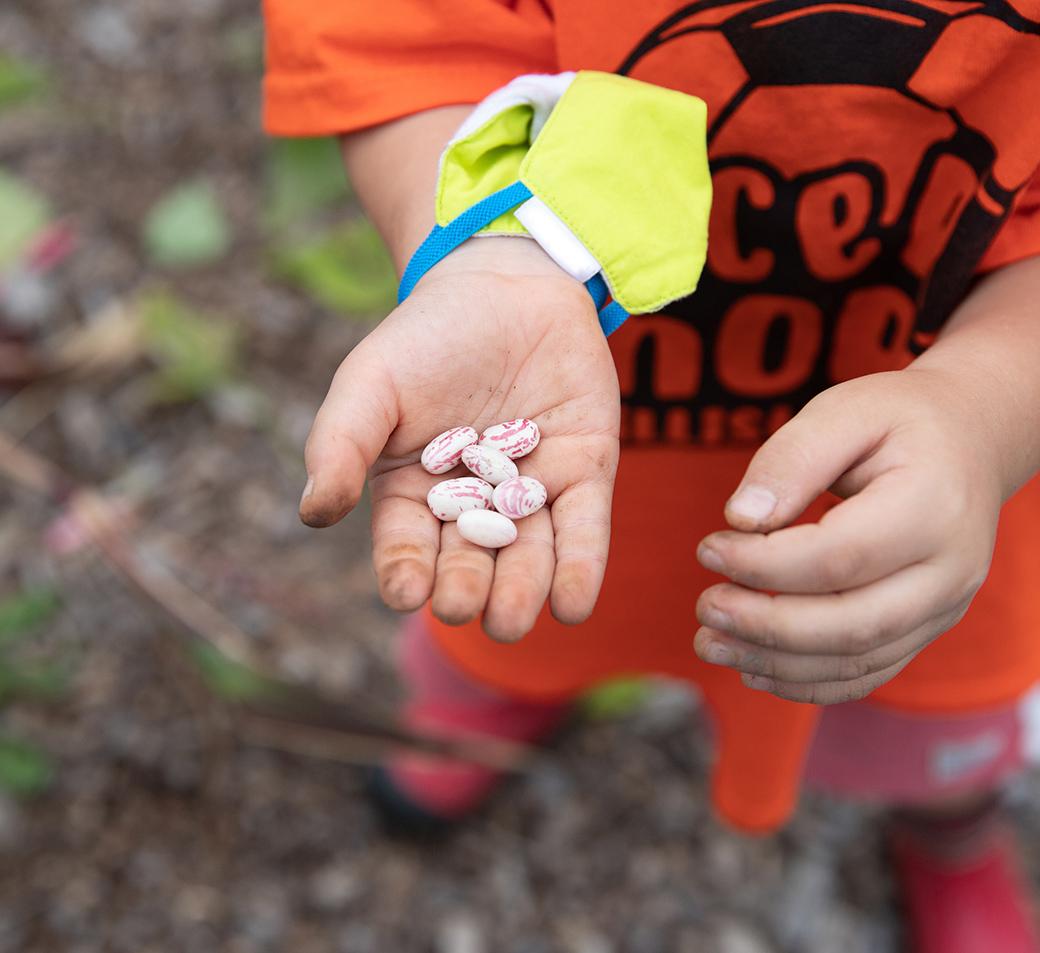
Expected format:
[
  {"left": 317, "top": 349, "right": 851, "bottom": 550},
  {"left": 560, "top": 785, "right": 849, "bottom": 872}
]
[
  {"left": 435, "top": 71, "right": 712, "bottom": 314},
  {"left": 436, "top": 105, "right": 531, "bottom": 235}
]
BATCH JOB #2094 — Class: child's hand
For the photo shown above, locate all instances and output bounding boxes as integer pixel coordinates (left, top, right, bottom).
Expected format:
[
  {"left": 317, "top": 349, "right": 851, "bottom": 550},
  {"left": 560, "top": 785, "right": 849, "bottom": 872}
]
[
  {"left": 300, "top": 238, "right": 620, "bottom": 642},
  {"left": 694, "top": 368, "right": 1003, "bottom": 704}
]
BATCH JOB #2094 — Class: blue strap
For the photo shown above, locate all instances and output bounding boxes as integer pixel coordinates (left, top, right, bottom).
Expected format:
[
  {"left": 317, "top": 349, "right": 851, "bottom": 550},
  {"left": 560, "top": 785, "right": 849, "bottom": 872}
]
[
  {"left": 584, "top": 273, "right": 630, "bottom": 335},
  {"left": 398, "top": 180, "right": 631, "bottom": 336},
  {"left": 398, "top": 181, "right": 533, "bottom": 304},
  {"left": 597, "top": 299, "right": 630, "bottom": 336},
  {"left": 585, "top": 272, "right": 609, "bottom": 310}
]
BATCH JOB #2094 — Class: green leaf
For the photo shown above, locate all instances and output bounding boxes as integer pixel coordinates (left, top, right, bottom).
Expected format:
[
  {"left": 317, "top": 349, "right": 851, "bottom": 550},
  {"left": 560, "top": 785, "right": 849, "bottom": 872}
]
[
  {"left": 143, "top": 180, "right": 231, "bottom": 268},
  {"left": 0, "top": 661, "right": 69, "bottom": 702},
  {"left": 0, "top": 170, "right": 49, "bottom": 269},
  {"left": 0, "top": 737, "right": 53, "bottom": 797},
  {"left": 265, "top": 137, "right": 349, "bottom": 232},
  {"left": 0, "top": 54, "right": 49, "bottom": 110},
  {"left": 0, "top": 588, "right": 60, "bottom": 647},
  {"left": 138, "top": 291, "right": 238, "bottom": 403},
  {"left": 580, "top": 678, "right": 650, "bottom": 720},
  {"left": 189, "top": 643, "right": 278, "bottom": 702},
  {"left": 270, "top": 218, "right": 397, "bottom": 316}
]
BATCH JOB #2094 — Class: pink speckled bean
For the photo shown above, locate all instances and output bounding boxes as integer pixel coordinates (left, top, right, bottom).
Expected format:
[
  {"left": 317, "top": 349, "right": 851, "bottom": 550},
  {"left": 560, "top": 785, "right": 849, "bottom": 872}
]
[
  {"left": 420, "top": 426, "right": 478, "bottom": 475},
  {"left": 457, "top": 509, "right": 518, "bottom": 549},
  {"left": 478, "top": 418, "right": 540, "bottom": 460},
  {"left": 426, "top": 477, "right": 493, "bottom": 521},
  {"left": 491, "top": 475, "right": 547, "bottom": 520},
  {"left": 461, "top": 444, "right": 518, "bottom": 486}
]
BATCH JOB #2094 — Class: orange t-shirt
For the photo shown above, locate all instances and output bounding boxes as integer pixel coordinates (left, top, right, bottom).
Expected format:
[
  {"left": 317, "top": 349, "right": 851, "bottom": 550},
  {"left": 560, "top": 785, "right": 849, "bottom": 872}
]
[{"left": 264, "top": 0, "right": 1040, "bottom": 831}]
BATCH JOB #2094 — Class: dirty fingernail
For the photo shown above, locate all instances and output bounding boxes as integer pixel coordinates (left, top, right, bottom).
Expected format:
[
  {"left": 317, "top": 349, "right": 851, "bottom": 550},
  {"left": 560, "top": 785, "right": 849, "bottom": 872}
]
[
  {"left": 743, "top": 674, "right": 774, "bottom": 692},
  {"left": 728, "top": 486, "right": 777, "bottom": 522},
  {"left": 703, "top": 640, "right": 736, "bottom": 666},
  {"left": 698, "top": 545, "right": 726, "bottom": 574}
]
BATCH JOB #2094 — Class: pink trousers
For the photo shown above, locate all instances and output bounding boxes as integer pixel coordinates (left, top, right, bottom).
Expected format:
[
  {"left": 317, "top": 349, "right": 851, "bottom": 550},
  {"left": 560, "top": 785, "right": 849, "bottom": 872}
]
[{"left": 402, "top": 616, "right": 1036, "bottom": 806}]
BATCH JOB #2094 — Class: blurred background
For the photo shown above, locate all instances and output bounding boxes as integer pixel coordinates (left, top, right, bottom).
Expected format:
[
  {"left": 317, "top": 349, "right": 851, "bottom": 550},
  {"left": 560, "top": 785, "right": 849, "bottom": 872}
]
[{"left": 2, "top": 2, "right": 1039, "bottom": 952}]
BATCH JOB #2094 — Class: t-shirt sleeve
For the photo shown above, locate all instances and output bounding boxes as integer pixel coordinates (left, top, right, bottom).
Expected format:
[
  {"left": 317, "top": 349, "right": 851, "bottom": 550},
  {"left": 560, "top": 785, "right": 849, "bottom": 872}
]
[
  {"left": 262, "top": 0, "right": 557, "bottom": 136},
  {"left": 977, "top": 169, "right": 1040, "bottom": 272}
]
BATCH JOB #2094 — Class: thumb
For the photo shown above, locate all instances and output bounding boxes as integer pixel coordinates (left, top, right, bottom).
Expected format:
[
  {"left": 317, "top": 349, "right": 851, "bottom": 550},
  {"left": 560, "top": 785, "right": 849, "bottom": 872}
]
[
  {"left": 301, "top": 342, "right": 399, "bottom": 528},
  {"left": 725, "top": 388, "right": 885, "bottom": 533}
]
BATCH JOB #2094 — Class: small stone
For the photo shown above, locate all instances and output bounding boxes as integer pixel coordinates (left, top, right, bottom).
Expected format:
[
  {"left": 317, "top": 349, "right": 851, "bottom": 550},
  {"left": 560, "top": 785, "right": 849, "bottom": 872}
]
[
  {"left": 713, "top": 921, "right": 776, "bottom": 953},
  {"left": 435, "top": 912, "right": 485, "bottom": 953}
]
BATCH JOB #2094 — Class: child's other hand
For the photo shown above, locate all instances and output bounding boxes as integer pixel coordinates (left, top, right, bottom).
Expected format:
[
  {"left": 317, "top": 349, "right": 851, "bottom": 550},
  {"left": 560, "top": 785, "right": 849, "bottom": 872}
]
[
  {"left": 300, "top": 238, "right": 620, "bottom": 642},
  {"left": 694, "top": 368, "right": 1003, "bottom": 704}
]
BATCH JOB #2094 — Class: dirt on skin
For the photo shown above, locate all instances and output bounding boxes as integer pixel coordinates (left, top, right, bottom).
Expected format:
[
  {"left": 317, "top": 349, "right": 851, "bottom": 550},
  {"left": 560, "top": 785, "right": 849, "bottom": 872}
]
[{"left": 1, "top": 2, "right": 1039, "bottom": 952}]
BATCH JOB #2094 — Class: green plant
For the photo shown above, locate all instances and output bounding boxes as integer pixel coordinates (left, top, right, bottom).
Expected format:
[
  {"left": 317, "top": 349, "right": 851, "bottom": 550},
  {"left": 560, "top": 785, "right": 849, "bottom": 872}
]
[
  {"left": 0, "top": 170, "right": 49, "bottom": 269},
  {"left": 580, "top": 677, "right": 651, "bottom": 720},
  {"left": 270, "top": 218, "right": 397, "bottom": 317},
  {"left": 0, "top": 54, "right": 50, "bottom": 110},
  {"left": 189, "top": 643, "right": 280, "bottom": 702},
  {"left": 0, "top": 587, "right": 65, "bottom": 797},
  {"left": 143, "top": 179, "right": 231, "bottom": 268},
  {"left": 138, "top": 290, "right": 239, "bottom": 403},
  {"left": 264, "top": 136, "right": 350, "bottom": 233}
]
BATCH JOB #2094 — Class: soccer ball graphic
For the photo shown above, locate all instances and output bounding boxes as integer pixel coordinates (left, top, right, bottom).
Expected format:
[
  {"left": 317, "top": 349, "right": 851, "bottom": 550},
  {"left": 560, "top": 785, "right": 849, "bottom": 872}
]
[{"left": 609, "top": 0, "right": 1040, "bottom": 441}]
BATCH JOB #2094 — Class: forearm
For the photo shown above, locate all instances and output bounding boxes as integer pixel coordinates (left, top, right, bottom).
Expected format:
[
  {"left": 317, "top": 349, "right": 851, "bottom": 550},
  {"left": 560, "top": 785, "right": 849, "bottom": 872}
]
[
  {"left": 340, "top": 106, "right": 472, "bottom": 272},
  {"left": 910, "top": 255, "right": 1040, "bottom": 500}
]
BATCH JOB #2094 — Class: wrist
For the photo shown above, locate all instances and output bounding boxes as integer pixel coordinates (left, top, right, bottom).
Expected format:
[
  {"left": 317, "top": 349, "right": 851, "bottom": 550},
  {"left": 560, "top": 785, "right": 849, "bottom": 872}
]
[
  {"left": 902, "top": 362, "right": 1021, "bottom": 504},
  {"left": 408, "top": 236, "right": 596, "bottom": 332},
  {"left": 909, "top": 258, "right": 1040, "bottom": 501},
  {"left": 428, "top": 235, "right": 581, "bottom": 286}
]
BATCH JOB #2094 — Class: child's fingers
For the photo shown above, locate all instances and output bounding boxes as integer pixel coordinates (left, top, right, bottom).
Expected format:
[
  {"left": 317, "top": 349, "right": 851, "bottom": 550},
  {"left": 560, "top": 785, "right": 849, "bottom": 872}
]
[
  {"left": 371, "top": 494, "right": 441, "bottom": 612},
  {"left": 549, "top": 479, "right": 612, "bottom": 625},
  {"left": 431, "top": 523, "right": 496, "bottom": 626},
  {"left": 483, "top": 508, "right": 555, "bottom": 643},
  {"left": 301, "top": 342, "right": 399, "bottom": 528},
  {"left": 698, "top": 470, "right": 937, "bottom": 594},
  {"left": 739, "top": 656, "right": 918, "bottom": 706},
  {"left": 695, "top": 562, "right": 962, "bottom": 657},
  {"left": 695, "top": 620, "right": 936, "bottom": 686},
  {"left": 722, "top": 385, "right": 886, "bottom": 534}
]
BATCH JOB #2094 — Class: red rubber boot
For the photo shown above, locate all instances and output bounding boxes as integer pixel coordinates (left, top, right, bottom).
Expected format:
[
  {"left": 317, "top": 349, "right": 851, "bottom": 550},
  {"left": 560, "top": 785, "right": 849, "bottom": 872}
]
[
  {"left": 888, "top": 797, "right": 1040, "bottom": 953},
  {"left": 369, "top": 617, "right": 570, "bottom": 834}
]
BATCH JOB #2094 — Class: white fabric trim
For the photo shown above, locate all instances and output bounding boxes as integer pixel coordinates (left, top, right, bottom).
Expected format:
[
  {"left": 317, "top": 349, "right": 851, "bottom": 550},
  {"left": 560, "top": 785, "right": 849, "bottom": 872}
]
[
  {"left": 436, "top": 71, "right": 597, "bottom": 285},
  {"left": 448, "top": 72, "right": 577, "bottom": 147},
  {"left": 514, "top": 196, "right": 601, "bottom": 283},
  {"left": 437, "top": 73, "right": 576, "bottom": 188}
]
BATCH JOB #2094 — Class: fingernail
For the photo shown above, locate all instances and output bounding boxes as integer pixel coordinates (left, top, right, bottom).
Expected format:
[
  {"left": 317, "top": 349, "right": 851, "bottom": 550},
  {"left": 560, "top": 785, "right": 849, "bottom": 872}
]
[
  {"left": 704, "top": 640, "right": 736, "bottom": 666},
  {"left": 300, "top": 476, "right": 314, "bottom": 507},
  {"left": 728, "top": 485, "right": 777, "bottom": 522},
  {"left": 698, "top": 544, "right": 726, "bottom": 574},
  {"left": 701, "top": 605, "right": 733, "bottom": 631},
  {"left": 743, "top": 674, "right": 774, "bottom": 692}
]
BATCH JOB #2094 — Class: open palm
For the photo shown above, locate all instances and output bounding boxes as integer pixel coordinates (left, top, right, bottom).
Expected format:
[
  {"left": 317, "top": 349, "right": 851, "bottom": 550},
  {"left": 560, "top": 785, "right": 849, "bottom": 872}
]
[{"left": 301, "top": 241, "right": 620, "bottom": 641}]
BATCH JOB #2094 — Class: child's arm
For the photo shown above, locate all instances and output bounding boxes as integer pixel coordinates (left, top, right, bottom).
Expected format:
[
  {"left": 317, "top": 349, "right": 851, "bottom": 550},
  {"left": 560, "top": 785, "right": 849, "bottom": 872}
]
[
  {"left": 301, "top": 113, "right": 621, "bottom": 642},
  {"left": 337, "top": 107, "right": 470, "bottom": 272},
  {"left": 694, "top": 255, "right": 1040, "bottom": 703}
]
